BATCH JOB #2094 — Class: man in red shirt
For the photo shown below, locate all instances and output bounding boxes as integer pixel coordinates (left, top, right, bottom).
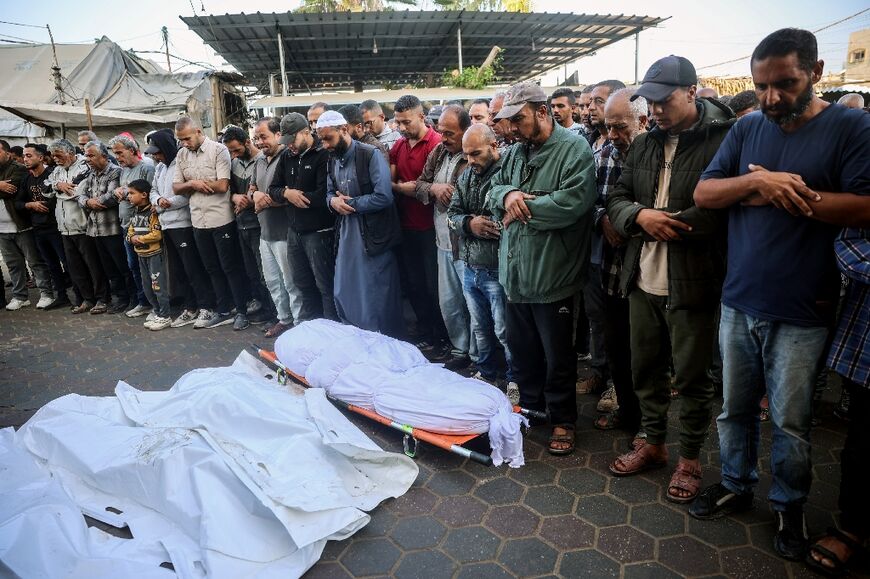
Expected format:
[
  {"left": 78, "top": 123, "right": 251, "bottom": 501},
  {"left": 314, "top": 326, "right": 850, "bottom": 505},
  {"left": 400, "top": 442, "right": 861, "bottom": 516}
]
[{"left": 390, "top": 95, "right": 446, "bottom": 354}]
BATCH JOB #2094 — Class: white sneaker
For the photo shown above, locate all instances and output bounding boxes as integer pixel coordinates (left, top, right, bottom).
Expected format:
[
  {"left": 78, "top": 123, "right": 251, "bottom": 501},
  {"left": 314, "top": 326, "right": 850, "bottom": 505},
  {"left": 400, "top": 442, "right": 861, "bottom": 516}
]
[
  {"left": 171, "top": 309, "right": 198, "bottom": 328},
  {"left": 506, "top": 381, "right": 520, "bottom": 406},
  {"left": 126, "top": 304, "right": 152, "bottom": 318},
  {"left": 36, "top": 294, "right": 54, "bottom": 309},
  {"left": 193, "top": 309, "right": 216, "bottom": 329},
  {"left": 147, "top": 315, "right": 172, "bottom": 331},
  {"left": 145, "top": 311, "right": 158, "bottom": 323},
  {"left": 5, "top": 298, "right": 31, "bottom": 311}
]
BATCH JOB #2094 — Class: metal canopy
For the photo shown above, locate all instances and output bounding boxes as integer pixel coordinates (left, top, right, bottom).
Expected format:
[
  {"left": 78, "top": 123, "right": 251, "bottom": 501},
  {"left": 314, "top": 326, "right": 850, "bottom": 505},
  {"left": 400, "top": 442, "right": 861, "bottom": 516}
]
[{"left": 181, "top": 11, "right": 666, "bottom": 93}]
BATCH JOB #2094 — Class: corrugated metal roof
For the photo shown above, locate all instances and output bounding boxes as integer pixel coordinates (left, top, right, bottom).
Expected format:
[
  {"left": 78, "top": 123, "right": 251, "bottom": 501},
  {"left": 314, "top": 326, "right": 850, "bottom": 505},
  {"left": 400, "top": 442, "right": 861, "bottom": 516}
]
[{"left": 180, "top": 10, "right": 666, "bottom": 93}]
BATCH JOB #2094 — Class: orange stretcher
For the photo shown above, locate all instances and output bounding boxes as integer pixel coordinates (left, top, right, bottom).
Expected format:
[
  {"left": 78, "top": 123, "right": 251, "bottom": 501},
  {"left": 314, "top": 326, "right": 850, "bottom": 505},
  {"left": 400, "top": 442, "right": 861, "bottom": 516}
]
[{"left": 251, "top": 345, "right": 543, "bottom": 466}]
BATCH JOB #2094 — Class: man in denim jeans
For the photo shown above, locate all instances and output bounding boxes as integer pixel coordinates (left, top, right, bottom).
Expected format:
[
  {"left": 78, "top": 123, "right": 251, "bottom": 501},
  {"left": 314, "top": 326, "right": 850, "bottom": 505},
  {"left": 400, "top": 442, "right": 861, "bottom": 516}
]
[
  {"left": 447, "top": 124, "right": 514, "bottom": 394},
  {"left": 691, "top": 28, "right": 870, "bottom": 561}
]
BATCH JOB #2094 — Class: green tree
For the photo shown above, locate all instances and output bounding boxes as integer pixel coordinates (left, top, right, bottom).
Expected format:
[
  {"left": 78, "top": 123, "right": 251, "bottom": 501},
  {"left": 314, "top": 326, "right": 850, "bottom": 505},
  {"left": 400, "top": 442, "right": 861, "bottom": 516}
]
[{"left": 295, "top": 0, "right": 416, "bottom": 12}]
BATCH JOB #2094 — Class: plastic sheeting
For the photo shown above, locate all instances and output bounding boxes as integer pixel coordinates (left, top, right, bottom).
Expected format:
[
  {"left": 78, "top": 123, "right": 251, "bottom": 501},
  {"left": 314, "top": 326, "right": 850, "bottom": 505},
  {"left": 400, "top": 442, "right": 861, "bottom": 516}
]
[
  {"left": 0, "top": 353, "right": 418, "bottom": 578},
  {"left": 274, "top": 320, "right": 527, "bottom": 467}
]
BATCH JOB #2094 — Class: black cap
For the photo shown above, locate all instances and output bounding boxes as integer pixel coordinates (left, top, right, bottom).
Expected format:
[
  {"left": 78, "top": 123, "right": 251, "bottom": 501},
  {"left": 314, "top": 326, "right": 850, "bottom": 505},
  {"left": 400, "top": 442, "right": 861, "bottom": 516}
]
[
  {"left": 279, "top": 113, "right": 308, "bottom": 145},
  {"left": 632, "top": 55, "right": 698, "bottom": 103}
]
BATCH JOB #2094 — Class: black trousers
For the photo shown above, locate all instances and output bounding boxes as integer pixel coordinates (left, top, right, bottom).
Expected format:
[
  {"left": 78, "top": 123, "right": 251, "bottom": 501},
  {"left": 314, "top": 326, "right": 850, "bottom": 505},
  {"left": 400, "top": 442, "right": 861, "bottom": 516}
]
[
  {"left": 238, "top": 226, "right": 271, "bottom": 309},
  {"left": 62, "top": 234, "right": 109, "bottom": 304},
  {"left": 506, "top": 297, "right": 578, "bottom": 425},
  {"left": 33, "top": 228, "right": 72, "bottom": 295},
  {"left": 603, "top": 293, "right": 641, "bottom": 430},
  {"left": 92, "top": 234, "right": 134, "bottom": 304},
  {"left": 840, "top": 379, "right": 870, "bottom": 537},
  {"left": 399, "top": 228, "right": 445, "bottom": 343},
  {"left": 164, "top": 227, "right": 215, "bottom": 311},
  {"left": 288, "top": 228, "right": 338, "bottom": 322},
  {"left": 193, "top": 221, "right": 250, "bottom": 314}
]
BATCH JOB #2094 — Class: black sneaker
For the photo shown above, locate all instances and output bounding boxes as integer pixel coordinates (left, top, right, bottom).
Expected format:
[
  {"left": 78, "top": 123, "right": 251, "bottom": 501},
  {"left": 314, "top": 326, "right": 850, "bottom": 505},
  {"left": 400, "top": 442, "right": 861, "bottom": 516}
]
[
  {"left": 204, "top": 311, "right": 234, "bottom": 328},
  {"left": 233, "top": 313, "right": 250, "bottom": 331},
  {"left": 247, "top": 309, "right": 272, "bottom": 326},
  {"left": 689, "top": 483, "right": 754, "bottom": 520},
  {"left": 774, "top": 507, "right": 808, "bottom": 561},
  {"left": 444, "top": 355, "right": 471, "bottom": 371},
  {"left": 106, "top": 301, "right": 128, "bottom": 314}
]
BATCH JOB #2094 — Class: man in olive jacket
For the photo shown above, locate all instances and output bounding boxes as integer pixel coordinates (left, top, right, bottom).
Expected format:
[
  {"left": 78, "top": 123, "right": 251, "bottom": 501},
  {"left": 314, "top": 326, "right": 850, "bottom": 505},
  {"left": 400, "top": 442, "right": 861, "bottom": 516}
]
[
  {"left": 605, "top": 56, "right": 735, "bottom": 503},
  {"left": 489, "top": 81, "right": 597, "bottom": 456}
]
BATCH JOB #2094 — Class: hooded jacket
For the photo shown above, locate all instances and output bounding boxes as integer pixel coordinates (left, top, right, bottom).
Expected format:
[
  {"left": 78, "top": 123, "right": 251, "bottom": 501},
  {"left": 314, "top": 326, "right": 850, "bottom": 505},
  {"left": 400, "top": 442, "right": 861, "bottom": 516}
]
[
  {"left": 148, "top": 129, "right": 191, "bottom": 230},
  {"left": 447, "top": 158, "right": 502, "bottom": 270},
  {"left": 606, "top": 97, "right": 736, "bottom": 309},
  {"left": 0, "top": 159, "right": 26, "bottom": 230}
]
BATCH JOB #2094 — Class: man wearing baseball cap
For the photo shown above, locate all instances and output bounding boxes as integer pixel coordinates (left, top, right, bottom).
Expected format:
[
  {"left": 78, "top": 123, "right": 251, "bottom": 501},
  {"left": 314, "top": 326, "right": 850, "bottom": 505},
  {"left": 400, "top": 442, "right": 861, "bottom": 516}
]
[
  {"left": 605, "top": 55, "right": 735, "bottom": 504},
  {"left": 267, "top": 112, "right": 337, "bottom": 330},
  {"left": 488, "top": 80, "right": 597, "bottom": 456}
]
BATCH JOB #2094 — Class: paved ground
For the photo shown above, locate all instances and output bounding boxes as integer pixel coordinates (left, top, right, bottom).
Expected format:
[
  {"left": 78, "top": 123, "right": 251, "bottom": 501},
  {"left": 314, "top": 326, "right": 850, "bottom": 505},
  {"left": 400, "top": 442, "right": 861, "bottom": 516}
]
[{"left": 0, "top": 291, "right": 864, "bottom": 579}]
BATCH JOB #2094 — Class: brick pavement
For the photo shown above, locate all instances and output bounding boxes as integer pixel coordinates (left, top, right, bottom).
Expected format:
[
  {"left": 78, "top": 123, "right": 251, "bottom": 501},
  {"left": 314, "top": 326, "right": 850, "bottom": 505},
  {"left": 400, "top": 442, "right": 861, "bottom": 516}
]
[{"left": 0, "top": 293, "right": 862, "bottom": 578}]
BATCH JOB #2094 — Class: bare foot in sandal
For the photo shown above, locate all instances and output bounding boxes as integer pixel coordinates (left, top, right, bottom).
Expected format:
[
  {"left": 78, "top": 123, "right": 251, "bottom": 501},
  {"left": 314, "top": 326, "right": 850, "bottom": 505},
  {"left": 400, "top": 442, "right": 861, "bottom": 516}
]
[
  {"left": 609, "top": 442, "right": 668, "bottom": 476},
  {"left": 667, "top": 458, "right": 702, "bottom": 504},
  {"left": 548, "top": 426, "right": 575, "bottom": 455}
]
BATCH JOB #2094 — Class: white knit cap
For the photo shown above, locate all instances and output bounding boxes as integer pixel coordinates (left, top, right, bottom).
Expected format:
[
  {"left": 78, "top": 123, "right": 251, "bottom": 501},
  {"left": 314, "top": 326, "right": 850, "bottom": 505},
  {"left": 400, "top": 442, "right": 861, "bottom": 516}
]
[{"left": 315, "top": 110, "right": 347, "bottom": 129}]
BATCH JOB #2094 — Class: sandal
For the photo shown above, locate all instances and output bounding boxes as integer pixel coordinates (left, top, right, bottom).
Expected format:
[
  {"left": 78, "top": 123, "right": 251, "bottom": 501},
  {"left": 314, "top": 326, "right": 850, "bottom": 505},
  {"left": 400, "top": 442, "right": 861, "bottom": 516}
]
[
  {"left": 594, "top": 412, "right": 622, "bottom": 431},
  {"left": 760, "top": 395, "right": 770, "bottom": 422},
  {"left": 609, "top": 444, "right": 668, "bottom": 477},
  {"left": 548, "top": 425, "right": 575, "bottom": 456},
  {"left": 666, "top": 461, "right": 702, "bottom": 504},
  {"left": 806, "top": 527, "right": 866, "bottom": 577}
]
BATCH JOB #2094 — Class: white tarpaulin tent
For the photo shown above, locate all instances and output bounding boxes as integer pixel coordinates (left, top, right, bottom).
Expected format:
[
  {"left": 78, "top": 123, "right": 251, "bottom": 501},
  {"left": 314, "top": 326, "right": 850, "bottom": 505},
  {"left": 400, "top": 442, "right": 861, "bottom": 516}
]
[
  {"left": 0, "top": 37, "right": 245, "bottom": 144},
  {"left": 0, "top": 353, "right": 418, "bottom": 578}
]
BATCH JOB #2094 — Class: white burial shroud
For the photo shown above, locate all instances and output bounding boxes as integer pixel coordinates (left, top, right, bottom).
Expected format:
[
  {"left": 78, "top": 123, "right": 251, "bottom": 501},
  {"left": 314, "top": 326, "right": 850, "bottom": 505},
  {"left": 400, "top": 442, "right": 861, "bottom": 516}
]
[
  {"left": 0, "top": 353, "right": 418, "bottom": 578},
  {"left": 275, "top": 319, "right": 528, "bottom": 467}
]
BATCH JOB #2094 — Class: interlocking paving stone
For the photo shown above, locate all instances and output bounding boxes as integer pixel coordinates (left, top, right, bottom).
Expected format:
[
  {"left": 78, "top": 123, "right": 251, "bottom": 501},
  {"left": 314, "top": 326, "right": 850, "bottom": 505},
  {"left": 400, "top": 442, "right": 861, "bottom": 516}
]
[
  {"left": 432, "top": 495, "right": 488, "bottom": 528},
  {"left": 484, "top": 505, "right": 541, "bottom": 538},
  {"left": 388, "top": 516, "right": 445, "bottom": 550},
  {"left": 688, "top": 515, "right": 749, "bottom": 547},
  {"left": 557, "top": 467, "right": 607, "bottom": 496},
  {"left": 393, "top": 550, "right": 456, "bottom": 579},
  {"left": 473, "top": 477, "right": 525, "bottom": 505},
  {"left": 355, "top": 508, "right": 397, "bottom": 539},
  {"left": 575, "top": 494, "right": 629, "bottom": 527},
  {"left": 497, "top": 537, "right": 558, "bottom": 576},
  {"left": 623, "top": 562, "right": 683, "bottom": 579},
  {"left": 658, "top": 536, "right": 721, "bottom": 576},
  {"left": 558, "top": 549, "right": 621, "bottom": 578},
  {"left": 629, "top": 503, "right": 687, "bottom": 538},
  {"left": 319, "top": 540, "right": 348, "bottom": 561},
  {"left": 508, "top": 460, "right": 557, "bottom": 486},
  {"left": 538, "top": 515, "right": 595, "bottom": 550},
  {"left": 720, "top": 546, "right": 790, "bottom": 579},
  {"left": 384, "top": 487, "right": 438, "bottom": 517},
  {"left": 426, "top": 469, "right": 476, "bottom": 496},
  {"left": 523, "top": 484, "right": 576, "bottom": 516},
  {"left": 339, "top": 538, "right": 401, "bottom": 576},
  {"left": 608, "top": 475, "right": 660, "bottom": 504},
  {"left": 441, "top": 526, "right": 501, "bottom": 563},
  {"left": 596, "top": 525, "right": 656, "bottom": 563},
  {"left": 301, "top": 562, "right": 353, "bottom": 579},
  {"left": 454, "top": 562, "right": 514, "bottom": 579}
]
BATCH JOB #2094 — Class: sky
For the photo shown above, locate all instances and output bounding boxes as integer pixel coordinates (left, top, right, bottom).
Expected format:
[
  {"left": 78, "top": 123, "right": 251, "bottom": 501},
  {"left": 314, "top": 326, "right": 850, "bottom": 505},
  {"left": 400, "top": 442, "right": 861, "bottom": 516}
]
[{"left": 2, "top": 0, "right": 868, "bottom": 91}]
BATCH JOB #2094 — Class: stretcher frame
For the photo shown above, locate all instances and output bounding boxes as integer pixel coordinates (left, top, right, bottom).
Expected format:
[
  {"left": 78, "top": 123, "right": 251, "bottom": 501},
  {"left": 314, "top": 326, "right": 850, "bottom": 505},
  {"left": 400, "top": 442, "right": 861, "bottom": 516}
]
[{"left": 251, "top": 345, "right": 543, "bottom": 466}]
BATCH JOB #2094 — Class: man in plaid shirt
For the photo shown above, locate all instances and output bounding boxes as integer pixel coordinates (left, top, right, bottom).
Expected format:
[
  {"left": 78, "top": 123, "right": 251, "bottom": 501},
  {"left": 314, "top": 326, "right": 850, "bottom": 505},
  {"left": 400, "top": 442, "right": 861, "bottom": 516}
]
[
  {"left": 592, "top": 88, "right": 648, "bottom": 441},
  {"left": 805, "top": 228, "right": 870, "bottom": 575}
]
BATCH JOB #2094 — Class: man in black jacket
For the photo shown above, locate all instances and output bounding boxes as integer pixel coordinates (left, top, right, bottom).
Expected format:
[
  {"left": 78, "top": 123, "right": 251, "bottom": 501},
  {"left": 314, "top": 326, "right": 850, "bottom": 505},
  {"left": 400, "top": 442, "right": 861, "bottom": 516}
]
[
  {"left": 269, "top": 113, "right": 337, "bottom": 323},
  {"left": 605, "top": 56, "right": 734, "bottom": 505}
]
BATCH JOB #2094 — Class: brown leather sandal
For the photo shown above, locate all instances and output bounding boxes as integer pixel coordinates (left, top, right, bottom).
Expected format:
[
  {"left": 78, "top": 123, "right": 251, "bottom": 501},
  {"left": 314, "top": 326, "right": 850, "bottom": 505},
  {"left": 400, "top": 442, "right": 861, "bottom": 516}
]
[
  {"left": 609, "top": 445, "right": 668, "bottom": 477},
  {"left": 666, "top": 461, "right": 702, "bottom": 504},
  {"left": 548, "top": 425, "right": 575, "bottom": 456}
]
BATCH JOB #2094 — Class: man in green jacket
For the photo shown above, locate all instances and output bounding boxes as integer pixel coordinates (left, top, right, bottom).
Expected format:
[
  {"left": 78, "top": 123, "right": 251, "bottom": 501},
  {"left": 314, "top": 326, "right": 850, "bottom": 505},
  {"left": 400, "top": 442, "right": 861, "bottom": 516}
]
[
  {"left": 489, "top": 81, "right": 597, "bottom": 455},
  {"left": 605, "top": 56, "right": 735, "bottom": 503}
]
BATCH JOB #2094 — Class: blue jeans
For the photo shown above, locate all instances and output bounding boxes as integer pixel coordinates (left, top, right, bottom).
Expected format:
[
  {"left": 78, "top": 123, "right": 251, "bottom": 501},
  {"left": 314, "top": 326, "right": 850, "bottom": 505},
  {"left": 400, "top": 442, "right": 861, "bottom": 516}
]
[
  {"left": 124, "top": 237, "right": 148, "bottom": 307},
  {"left": 437, "top": 248, "right": 472, "bottom": 358},
  {"left": 463, "top": 265, "right": 512, "bottom": 381},
  {"left": 717, "top": 304, "right": 828, "bottom": 510}
]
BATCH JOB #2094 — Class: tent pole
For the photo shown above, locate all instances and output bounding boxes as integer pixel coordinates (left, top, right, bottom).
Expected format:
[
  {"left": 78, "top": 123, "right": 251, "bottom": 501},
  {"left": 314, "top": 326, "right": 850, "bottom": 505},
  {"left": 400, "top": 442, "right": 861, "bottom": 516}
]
[
  {"left": 457, "top": 24, "right": 463, "bottom": 75},
  {"left": 84, "top": 99, "right": 94, "bottom": 132},
  {"left": 634, "top": 31, "right": 640, "bottom": 85}
]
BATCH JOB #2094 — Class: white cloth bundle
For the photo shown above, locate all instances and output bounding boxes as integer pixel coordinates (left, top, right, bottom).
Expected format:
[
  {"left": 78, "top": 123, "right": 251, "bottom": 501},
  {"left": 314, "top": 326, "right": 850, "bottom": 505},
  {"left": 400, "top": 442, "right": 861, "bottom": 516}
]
[{"left": 275, "top": 320, "right": 527, "bottom": 467}]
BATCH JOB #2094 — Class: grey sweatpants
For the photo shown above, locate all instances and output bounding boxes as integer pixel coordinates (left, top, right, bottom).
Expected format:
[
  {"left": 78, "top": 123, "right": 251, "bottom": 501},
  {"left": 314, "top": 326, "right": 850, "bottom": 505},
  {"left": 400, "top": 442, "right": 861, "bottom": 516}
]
[
  {"left": 138, "top": 251, "right": 170, "bottom": 317},
  {"left": 0, "top": 230, "right": 53, "bottom": 300}
]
